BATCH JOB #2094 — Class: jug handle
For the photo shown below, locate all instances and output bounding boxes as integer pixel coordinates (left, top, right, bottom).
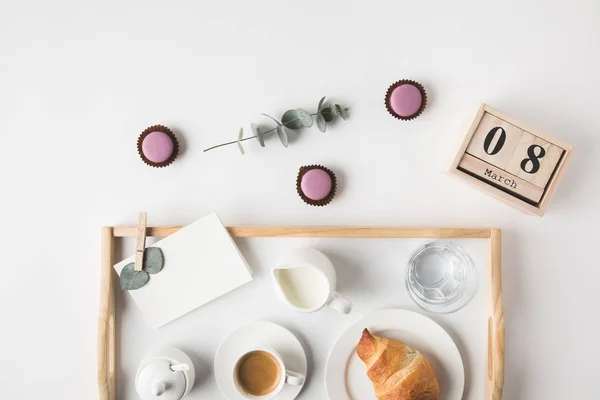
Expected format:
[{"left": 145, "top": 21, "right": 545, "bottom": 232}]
[{"left": 328, "top": 292, "right": 353, "bottom": 314}]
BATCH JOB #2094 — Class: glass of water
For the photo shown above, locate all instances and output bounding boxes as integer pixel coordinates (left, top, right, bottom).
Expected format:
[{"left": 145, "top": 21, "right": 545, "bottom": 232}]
[{"left": 406, "top": 241, "right": 478, "bottom": 313}]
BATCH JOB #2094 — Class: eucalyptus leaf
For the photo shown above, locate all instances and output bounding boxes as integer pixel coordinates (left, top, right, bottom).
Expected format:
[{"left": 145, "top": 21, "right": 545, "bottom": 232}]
[
  {"left": 262, "top": 113, "right": 282, "bottom": 126},
  {"left": 335, "top": 104, "right": 345, "bottom": 120},
  {"left": 277, "top": 125, "right": 289, "bottom": 147},
  {"left": 251, "top": 123, "right": 265, "bottom": 147},
  {"left": 320, "top": 105, "right": 334, "bottom": 122},
  {"left": 336, "top": 104, "right": 349, "bottom": 120},
  {"left": 341, "top": 107, "right": 350, "bottom": 120},
  {"left": 330, "top": 105, "right": 339, "bottom": 116},
  {"left": 316, "top": 114, "right": 326, "bottom": 132},
  {"left": 317, "top": 96, "right": 326, "bottom": 111},
  {"left": 281, "top": 110, "right": 302, "bottom": 129},
  {"left": 237, "top": 127, "right": 245, "bottom": 155},
  {"left": 296, "top": 108, "right": 313, "bottom": 127},
  {"left": 143, "top": 247, "right": 164, "bottom": 274},
  {"left": 120, "top": 263, "right": 150, "bottom": 290}
]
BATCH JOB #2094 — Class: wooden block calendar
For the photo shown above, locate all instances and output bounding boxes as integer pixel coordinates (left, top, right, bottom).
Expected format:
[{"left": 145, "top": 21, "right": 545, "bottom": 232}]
[{"left": 449, "top": 104, "right": 574, "bottom": 216}]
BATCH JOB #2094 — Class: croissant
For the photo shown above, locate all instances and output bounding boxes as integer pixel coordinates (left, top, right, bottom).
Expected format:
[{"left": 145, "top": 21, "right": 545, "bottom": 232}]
[{"left": 357, "top": 329, "right": 440, "bottom": 400}]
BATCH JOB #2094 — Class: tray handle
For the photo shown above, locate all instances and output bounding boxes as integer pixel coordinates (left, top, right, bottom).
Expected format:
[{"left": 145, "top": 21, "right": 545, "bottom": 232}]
[
  {"left": 98, "top": 227, "right": 116, "bottom": 400},
  {"left": 487, "top": 229, "right": 505, "bottom": 400}
]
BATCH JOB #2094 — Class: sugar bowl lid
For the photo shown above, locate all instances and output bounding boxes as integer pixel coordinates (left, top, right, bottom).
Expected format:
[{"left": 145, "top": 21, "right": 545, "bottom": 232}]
[{"left": 136, "top": 358, "right": 190, "bottom": 400}]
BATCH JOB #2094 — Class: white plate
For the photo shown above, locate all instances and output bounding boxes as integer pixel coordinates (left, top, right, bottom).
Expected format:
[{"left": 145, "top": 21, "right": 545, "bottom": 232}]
[
  {"left": 214, "top": 321, "right": 307, "bottom": 400},
  {"left": 324, "top": 309, "right": 464, "bottom": 400}
]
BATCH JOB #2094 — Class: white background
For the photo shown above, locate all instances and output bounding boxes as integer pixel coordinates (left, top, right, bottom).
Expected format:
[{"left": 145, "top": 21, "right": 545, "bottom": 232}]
[{"left": 1, "top": 0, "right": 598, "bottom": 399}]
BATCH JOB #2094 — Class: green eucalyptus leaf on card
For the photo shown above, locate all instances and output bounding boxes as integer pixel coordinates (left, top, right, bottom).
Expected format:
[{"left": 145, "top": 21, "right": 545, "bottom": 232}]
[
  {"left": 237, "top": 127, "right": 245, "bottom": 155},
  {"left": 281, "top": 110, "right": 302, "bottom": 129},
  {"left": 120, "top": 263, "right": 150, "bottom": 290},
  {"left": 320, "top": 105, "right": 334, "bottom": 122},
  {"left": 316, "top": 113, "right": 326, "bottom": 132},
  {"left": 317, "top": 96, "right": 326, "bottom": 111},
  {"left": 277, "top": 125, "right": 289, "bottom": 147},
  {"left": 262, "top": 113, "right": 282, "bottom": 126},
  {"left": 297, "top": 108, "right": 313, "bottom": 127},
  {"left": 251, "top": 123, "right": 265, "bottom": 147},
  {"left": 143, "top": 247, "right": 164, "bottom": 274}
]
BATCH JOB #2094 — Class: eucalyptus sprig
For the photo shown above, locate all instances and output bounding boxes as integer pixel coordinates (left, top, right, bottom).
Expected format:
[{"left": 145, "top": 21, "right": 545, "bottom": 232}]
[{"left": 203, "top": 96, "right": 349, "bottom": 154}]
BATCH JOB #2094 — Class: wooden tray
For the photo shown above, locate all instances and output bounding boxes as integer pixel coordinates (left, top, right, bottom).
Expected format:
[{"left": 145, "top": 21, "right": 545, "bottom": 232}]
[{"left": 97, "top": 226, "right": 504, "bottom": 400}]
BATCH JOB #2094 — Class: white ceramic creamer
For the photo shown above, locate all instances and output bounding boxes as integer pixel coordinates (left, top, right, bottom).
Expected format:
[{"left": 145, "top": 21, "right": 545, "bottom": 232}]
[{"left": 272, "top": 248, "right": 352, "bottom": 314}]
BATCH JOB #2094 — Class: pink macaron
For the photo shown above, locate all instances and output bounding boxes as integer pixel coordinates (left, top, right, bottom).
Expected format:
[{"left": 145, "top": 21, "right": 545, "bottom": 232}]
[
  {"left": 385, "top": 80, "right": 427, "bottom": 120},
  {"left": 137, "top": 125, "right": 179, "bottom": 168},
  {"left": 296, "top": 165, "right": 337, "bottom": 206}
]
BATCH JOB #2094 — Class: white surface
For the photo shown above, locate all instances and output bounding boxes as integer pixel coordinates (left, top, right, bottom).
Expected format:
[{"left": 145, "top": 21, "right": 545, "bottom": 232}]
[
  {"left": 115, "top": 238, "right": 485, "bottom": 399},
  {"left": 214, "top": 321, "right": 307, "bottom": 400},
  {"left": 324, "top": 309, "right": 464, "bottom": 400},
  {"left": 113, "top": 213, "right": 252, "bottom": 328},
  {"left": 1, "top": 1, "right": 599, "bottom": 399}
]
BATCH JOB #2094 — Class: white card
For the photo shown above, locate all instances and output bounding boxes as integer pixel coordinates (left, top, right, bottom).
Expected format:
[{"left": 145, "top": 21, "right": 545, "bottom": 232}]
[{"left": 114, "top": 213, "right": 253, "bottom": 328}]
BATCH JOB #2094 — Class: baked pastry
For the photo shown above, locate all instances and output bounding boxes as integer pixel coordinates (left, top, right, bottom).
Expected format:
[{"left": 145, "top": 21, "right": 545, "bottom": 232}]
[
  {"left": 137, "top": 125, "right": 179, "bottom": 168},
  {"left": 385, "top": 80, "right": 427, "bottom": 121},
  {"left": 357, "top": 329, "right": 440, "bottom": 400},
  {"left": 296, "top": 165, "right": 337, "bottom": 206}
]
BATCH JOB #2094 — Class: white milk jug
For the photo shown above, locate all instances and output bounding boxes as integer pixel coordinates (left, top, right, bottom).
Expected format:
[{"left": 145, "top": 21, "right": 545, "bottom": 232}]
[
  {"left": 272, "top": 248, "right": 352, "bottom": 314},
  {"left": 135, "top": 347, "right": 195, "bottom": 400}
]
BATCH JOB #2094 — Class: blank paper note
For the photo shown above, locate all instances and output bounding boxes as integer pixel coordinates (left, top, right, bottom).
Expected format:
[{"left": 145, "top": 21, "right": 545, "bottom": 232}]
[{"left": 113, "top": 213, "right": 253, "bottom": 328}]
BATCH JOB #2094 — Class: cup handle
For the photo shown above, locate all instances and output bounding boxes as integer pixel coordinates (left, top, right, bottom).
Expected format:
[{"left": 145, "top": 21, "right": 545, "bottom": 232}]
[
  {"left": 327, "top": 291, "right": 353, "bottom": 314},
  {"left": 285, "top": 370, "right": 305, "bottom": 386}
]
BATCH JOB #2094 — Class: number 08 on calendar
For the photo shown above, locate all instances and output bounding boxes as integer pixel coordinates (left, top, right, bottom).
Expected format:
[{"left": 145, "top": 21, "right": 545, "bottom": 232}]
[{"left": 449, "top": 104, "right": 574, "bottom": 216}]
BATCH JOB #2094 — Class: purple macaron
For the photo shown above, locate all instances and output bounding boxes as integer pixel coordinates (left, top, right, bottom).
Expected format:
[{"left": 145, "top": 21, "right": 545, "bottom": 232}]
[
  {"left": 385, "top": 80, "right": 427, "bottom": 120},
  {"left": 296, "top": 165, "right": 337, "bottom": 206},
  {"left": 137, "top": 125, "right": 179, "bottom": 167}
]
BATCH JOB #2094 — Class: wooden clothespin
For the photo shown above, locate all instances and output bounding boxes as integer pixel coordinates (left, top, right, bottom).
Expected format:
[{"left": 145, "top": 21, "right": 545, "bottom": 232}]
[{"left": 135, "top": 212, "right": 148, "bottom": 271}]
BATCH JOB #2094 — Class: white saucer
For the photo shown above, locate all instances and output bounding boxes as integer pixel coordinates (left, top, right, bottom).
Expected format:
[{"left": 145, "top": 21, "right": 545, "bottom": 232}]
[
  {"left": 214, "top": 321, "right": 307, "bottom": 400},
  {"left": 324, "top": 309, "right": 464, "bottom": 400}
]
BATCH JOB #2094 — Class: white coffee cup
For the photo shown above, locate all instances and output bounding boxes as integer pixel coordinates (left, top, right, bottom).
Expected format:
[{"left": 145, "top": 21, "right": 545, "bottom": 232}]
[
  {"left": 233, "top": 347, "right": 305, "bottom": 399},
  {"left": 272, "top": 248, "right": 352, "bottom": 314}
]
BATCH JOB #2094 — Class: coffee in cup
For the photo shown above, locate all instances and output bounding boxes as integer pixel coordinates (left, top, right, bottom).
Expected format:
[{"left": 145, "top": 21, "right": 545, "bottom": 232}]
[
  {"left": 235, "top": 350, "right": 282, "bottom": 396},
  {"left": 233, "top": 348, "right": 304, "bottom": 399}
]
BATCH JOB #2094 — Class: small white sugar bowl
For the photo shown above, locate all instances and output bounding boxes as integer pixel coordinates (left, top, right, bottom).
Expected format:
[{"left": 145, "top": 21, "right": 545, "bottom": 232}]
[{"left": 135, "top": 347, "right": 195, "bottom": 400}]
